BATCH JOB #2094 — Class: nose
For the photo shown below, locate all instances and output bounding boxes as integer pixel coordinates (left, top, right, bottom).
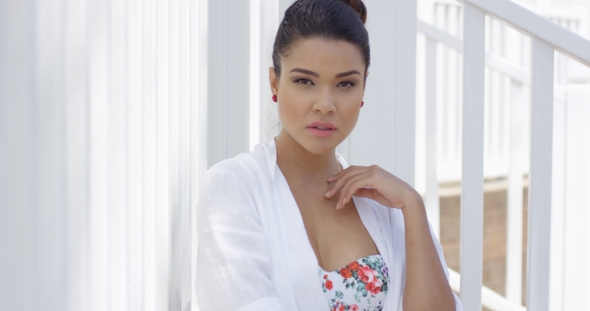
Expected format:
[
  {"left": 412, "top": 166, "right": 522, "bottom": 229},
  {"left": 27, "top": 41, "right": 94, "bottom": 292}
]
[{"left": 312, "top": 87, "right": 336, "bottom": 114}]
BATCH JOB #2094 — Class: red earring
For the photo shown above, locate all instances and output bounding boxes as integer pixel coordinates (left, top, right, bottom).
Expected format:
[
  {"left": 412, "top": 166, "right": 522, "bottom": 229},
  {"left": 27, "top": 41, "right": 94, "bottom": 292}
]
[
  {"left": 361, "top": 101, "right": 364, "bottom": 107},
  {"left": 272, "top": 95, "right": 277, "bottom": 102}
]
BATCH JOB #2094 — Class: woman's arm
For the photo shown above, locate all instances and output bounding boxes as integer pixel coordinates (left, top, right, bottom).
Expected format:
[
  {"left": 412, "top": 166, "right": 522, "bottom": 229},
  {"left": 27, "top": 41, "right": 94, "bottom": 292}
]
[
  {"left": 400, "top": 193, "right": 456, "bottom": 311},
  {"left": 196, "top": 168, "right": 288, "bottom": 311},
  {"left": 326, "top": 165, "right": 460, "bottom": 310}
]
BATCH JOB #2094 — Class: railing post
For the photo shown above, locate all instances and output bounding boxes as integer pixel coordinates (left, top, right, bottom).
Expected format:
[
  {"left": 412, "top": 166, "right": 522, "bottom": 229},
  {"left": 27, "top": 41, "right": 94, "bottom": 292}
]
[
  {"left": 527, "top": 37, "right": 554, "bottom": 311},
  {"left": 351, "top": 0, "right": 416, "bottom": 184},
  {"left": 460, "top": 3, "right": 485, "bottom": 310}
]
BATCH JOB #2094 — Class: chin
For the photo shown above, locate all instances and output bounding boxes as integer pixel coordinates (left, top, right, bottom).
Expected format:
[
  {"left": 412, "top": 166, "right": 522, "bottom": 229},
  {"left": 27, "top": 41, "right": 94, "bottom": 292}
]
[
  {"left": 279, "top": 127, "right": 347, "bottom": 155},
  {"left": 299, "top": 137, "right": 342, "bottom": 155}
]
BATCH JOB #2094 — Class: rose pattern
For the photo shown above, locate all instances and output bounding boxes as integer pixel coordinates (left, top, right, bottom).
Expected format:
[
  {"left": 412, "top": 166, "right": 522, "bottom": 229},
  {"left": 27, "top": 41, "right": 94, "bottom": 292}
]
[{"left": 319, "top": 254, "right": 389, "bottom": 311}]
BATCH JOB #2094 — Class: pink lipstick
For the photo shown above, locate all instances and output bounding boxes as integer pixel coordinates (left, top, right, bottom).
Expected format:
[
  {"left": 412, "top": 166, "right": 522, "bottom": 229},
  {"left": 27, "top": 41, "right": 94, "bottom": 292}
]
[{"left": 306, "top": 121, "right": 337, "bottom": 137}]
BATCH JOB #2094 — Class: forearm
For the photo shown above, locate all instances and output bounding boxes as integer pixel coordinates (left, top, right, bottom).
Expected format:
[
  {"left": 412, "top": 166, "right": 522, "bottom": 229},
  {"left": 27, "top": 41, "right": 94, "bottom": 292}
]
[{"left": 402, "top": 194, "right": 455, "bottom": 311}]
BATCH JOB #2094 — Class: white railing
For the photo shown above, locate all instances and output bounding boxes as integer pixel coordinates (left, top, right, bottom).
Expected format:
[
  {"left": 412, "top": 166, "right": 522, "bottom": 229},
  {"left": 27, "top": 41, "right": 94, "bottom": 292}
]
[
  {"left": 1, "top": 0, "right": 588, "bottom": 310},
  {"left": 417, "top": 0, "right": 590, "bottom": 187},
  {"left": 454, "top": 0, "right": 590, "bottom": 310},
  {"left": 416, "top": 1, "right": 590, "bottom": 310}
]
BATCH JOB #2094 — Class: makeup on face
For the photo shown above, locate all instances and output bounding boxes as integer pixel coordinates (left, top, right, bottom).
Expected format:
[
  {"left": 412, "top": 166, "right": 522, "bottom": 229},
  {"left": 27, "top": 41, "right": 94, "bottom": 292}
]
[{"left": 306, "top": 121, "right": 337, "bottom": 137}]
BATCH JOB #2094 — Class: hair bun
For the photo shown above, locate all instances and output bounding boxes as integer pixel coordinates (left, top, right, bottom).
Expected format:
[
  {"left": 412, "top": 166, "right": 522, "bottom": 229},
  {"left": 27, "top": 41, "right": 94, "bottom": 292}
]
[{"left": 340, "top": 0, "right": 367, "bottom": 24}]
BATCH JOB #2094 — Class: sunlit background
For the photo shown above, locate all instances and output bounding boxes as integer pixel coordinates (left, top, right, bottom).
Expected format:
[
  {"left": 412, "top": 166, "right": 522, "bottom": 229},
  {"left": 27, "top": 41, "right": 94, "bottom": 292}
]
[{"left": 1, "top": 0, "right": 589, "bottom": 310}]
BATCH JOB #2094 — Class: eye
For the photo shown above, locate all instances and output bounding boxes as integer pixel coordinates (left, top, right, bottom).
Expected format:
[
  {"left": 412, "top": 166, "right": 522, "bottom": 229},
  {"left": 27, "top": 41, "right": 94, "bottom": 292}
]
[
  {"left": 338, "top": 81, "right": 356, "bottom": 88},
  {"left": 294, "top": 78, "right": 314, "bottom": 86}
]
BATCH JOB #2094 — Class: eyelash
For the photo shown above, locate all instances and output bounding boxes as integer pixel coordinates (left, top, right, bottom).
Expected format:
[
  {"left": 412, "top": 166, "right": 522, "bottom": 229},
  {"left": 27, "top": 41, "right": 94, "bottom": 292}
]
[{"left": 293, "top": 79, "right": 356, "bottom": 88}]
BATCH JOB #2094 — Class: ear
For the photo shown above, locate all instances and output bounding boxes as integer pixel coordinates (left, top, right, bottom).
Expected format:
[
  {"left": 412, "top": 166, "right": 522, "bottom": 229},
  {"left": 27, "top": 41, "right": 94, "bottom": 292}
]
[{"left": 269, "top": 66, "right": 279, "bottom": 96}]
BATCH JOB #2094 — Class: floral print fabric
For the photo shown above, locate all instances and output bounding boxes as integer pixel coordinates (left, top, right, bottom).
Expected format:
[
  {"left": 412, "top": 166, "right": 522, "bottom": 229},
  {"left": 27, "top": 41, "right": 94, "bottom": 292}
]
[{"left": 319, "top": 254, "right": 389, "bottom": 311}]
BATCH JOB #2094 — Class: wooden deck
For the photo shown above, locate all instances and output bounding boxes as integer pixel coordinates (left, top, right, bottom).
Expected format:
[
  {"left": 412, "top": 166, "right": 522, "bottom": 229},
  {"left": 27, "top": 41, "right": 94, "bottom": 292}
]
[{"left": 437, "top": 178, "right": 529, "bottom": 308}]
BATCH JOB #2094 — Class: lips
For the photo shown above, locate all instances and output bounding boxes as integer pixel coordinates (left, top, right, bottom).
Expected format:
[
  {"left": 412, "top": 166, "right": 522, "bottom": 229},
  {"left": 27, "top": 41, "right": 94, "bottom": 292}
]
[
  {"left": 306, "top": 121, "right": 337, "bottom": 130},
  {"left": 306, "top": 121, "right": 337, "bottom": 137}
]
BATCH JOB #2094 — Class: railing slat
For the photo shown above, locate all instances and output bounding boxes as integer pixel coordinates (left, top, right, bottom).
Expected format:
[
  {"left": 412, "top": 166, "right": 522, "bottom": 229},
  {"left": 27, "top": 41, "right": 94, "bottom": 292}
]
[
  {"left": 425, "top": 38, "right": 440, "bottom": 238},
  {"left": 460, "top": 4, "right": 485, "bottom": 310},
  {"left": 506, "top": 80, "right": 525, "bottom": 304},
  {"left": 417, "top": 20, "right": 463, "bottom": 52},
  {"left": 562, "top": 88, "right": 590, "bottom": 310},
  {"left": 549, "top": 101, "right": 566, "bottom": 311},
  {"left": 527, "top": 37, "right": 554, "bottom": 311}
]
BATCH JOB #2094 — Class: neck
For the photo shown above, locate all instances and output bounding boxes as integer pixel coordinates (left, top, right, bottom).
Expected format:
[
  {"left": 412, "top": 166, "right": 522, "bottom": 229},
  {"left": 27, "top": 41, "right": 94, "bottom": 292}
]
[{"left": 275, "top": 129, "right": 342, "bottom": 183}]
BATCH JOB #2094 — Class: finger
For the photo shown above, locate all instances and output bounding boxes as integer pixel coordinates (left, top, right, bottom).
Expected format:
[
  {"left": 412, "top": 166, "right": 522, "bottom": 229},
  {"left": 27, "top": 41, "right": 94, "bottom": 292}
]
[
  {"left": 353, "top": 187, "right": 377, "bottom": 200},
  {"left": 336, "top": 171, "right": 377, "bottom": 209},
  {"left": 325, "top": 166, "right": 369, "bottom": 198}
]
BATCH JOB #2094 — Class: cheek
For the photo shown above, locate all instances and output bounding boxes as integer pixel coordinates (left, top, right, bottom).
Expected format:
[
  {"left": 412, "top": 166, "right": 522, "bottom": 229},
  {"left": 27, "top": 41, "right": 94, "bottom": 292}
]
[
  {"left": 344, "top": 106, "right": 361, "bottom": 129},
  {"left": 277, "top": 86, "right": 306, "bottom": 121},
  {"left": 276, "top": 99, "right": 299, "bottom": 129}
]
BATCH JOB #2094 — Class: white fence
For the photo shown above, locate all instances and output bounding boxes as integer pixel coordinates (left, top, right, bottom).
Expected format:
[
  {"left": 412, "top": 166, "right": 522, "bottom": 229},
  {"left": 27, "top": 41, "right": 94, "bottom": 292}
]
[
  {"left": 449, "top": 1, "right": 590, "bottom": 310},
  {"left": 1, "top": 0, "right": 589, "bottom": 310},
  {"left": 415, "top": 1, "right": 590, "bottom": 310}
]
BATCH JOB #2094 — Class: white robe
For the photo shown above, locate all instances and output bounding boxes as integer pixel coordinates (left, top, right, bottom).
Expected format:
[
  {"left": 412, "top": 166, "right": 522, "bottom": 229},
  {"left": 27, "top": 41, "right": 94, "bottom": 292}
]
[{"left": 196, "top": 139, "right": 463, "bottom": 311}]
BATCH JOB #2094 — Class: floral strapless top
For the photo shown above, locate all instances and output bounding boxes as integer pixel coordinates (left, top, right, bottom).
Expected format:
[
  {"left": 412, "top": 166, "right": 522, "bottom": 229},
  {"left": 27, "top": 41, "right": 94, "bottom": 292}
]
[{"left": 318, "top": 254, "right": 389, "bottom": 311}]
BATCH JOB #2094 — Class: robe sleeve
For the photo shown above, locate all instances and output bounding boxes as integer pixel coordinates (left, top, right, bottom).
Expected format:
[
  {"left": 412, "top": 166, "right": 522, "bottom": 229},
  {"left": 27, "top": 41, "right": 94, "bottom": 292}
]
[{"left": 196, "top": 167, "right": 288, "bottom": 311}]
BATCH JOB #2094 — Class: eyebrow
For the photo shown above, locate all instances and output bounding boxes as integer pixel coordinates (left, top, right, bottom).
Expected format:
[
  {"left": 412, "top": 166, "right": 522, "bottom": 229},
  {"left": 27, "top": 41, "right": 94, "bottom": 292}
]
[{"left": 289, "top": 68, "right": 361, "bottom": 78}]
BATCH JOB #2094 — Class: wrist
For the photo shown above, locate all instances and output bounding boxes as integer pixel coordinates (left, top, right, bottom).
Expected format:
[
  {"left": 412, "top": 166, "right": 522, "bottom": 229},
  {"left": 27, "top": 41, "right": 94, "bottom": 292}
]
[{"left": 399, "top": 189, "right": 424, "bottom": 210}]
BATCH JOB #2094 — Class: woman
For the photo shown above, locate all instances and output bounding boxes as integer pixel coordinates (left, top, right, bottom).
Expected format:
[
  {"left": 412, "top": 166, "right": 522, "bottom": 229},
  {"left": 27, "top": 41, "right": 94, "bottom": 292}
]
[{"left": 196, "top": 0, "right": 462, "bottom": 310}]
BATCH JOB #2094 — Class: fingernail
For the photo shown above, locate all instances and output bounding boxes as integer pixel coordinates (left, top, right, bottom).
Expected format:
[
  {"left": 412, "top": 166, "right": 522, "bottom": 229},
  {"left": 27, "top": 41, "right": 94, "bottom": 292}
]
[{"left": 325, "top": 190, "right": 330, "bottom": 197}]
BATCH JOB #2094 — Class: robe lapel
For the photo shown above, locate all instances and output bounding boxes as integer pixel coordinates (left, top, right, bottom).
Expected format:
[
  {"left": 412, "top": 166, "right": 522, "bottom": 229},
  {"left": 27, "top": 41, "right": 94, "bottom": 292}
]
[
  {"left": 265, "top": 139, "right": 330, "bottom": 310},
  {"left": 337, "top": 154, "right": 403, "bottom": 310}
]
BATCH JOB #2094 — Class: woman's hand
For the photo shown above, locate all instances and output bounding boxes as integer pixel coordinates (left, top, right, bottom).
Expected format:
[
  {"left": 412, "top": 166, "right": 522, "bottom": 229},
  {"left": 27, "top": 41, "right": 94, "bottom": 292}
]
[
  {"left": 324, "top": 165, "right": 421, "bottom": 210},
  {"left": 326, "top": 165, "right": 457, "bottom": 310}
]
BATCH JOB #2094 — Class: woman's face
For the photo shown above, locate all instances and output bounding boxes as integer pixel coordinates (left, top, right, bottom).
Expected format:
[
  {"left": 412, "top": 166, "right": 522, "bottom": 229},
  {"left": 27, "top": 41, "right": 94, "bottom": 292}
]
[{"left": 270, "top": 37, "right": 367, "bottom": 155}]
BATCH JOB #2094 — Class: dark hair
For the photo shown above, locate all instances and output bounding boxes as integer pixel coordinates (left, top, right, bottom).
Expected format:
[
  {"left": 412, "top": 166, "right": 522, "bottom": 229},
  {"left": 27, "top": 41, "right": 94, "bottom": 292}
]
[{"left": 272, "top": 0, "right": 370, "bottom": 80}]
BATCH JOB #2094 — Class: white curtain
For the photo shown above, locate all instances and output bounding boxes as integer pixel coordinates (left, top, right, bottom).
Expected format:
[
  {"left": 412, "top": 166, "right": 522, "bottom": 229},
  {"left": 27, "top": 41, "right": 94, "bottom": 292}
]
[{"left": 0, "top": 0, "right": 206, "bottom": 310}]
